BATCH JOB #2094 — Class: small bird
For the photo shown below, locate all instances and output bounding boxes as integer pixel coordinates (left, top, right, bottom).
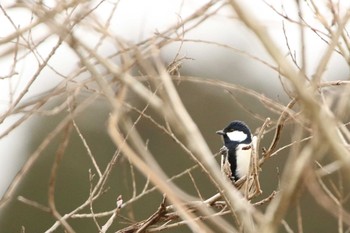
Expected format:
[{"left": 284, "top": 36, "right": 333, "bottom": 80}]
[{"left": 216, "top": 121, "right": 253, "bottom": 182}]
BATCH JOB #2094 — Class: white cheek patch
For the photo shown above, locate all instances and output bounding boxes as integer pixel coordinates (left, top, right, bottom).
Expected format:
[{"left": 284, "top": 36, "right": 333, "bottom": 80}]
[{"left": 226, "top": 130, "right": 247, "bottom": 142}]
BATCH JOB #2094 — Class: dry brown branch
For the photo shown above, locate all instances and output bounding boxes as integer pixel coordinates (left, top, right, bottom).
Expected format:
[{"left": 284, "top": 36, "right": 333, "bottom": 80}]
[
  {"left": 1, "top": 1, "right": 350, "bottom": 232},
  {"left": 260, "top": 98, "right": 297, "bottom": 164},
  {"left": 115, "top": 191, "right": 245, "bottom": 233},
  {"left": 306, "top": 168, "right": 350, "bottom": 226},
  {"left": 151, "top": 53, "right": 262, "bottom": 231},
  {"left": 88, "top": 170, "right": 102, "bottom": 232},
  {"left": 72, "top": 119, "right": 102, "bottom": 178},
  {"left": 0, "top": 94, "right": 99, "bottom": 207},
  {"left": 227, "top": 1, "right": 350, "bottom": 231},
  {"left": 17, "top": 196, "right": 50, "bottom": 213},
  {"left": 108, "top": 115, "right": 215, "bottom": 233},
  {"left": 48, "top": 124, "right": 75, "bottom": 233}
]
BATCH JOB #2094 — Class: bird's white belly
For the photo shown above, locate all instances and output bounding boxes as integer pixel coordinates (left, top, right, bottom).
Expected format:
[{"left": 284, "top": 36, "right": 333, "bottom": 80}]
[{"left": 236, "top": 144, "right": 251, "bottom": 178}]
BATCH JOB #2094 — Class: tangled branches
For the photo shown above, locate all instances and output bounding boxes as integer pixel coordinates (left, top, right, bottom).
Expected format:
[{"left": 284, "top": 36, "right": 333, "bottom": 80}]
[{"left": 1, "top": 0, "right": 350, "bottom": 232}]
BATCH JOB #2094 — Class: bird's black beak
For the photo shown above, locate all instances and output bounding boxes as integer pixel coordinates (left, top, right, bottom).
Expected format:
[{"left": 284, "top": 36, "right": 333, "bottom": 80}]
[{"left": 216, "top": 130, "right": 225, "bottom": 135}]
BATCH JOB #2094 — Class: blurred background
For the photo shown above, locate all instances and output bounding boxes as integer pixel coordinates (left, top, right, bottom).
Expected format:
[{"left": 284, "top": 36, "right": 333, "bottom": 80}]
[{"left": 0, "top": 0, "right": 349, "bottom": 232}]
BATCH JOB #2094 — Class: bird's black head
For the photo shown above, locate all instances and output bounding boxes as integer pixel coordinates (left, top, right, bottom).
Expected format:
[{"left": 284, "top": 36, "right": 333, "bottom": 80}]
[{"left": 216, "top": 120, "right": 252, "bottom": 145}]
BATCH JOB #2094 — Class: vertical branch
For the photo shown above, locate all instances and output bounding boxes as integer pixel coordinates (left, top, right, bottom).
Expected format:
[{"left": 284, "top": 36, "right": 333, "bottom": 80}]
[
  {"left": 296, "top": 0, "right": 307, "bottom": 75},
  {"left": 261, "top": 98, "right": 297, "bottom": 163},
  {"left": 88, "top": 170, "right": 101, "bottom": 232},
  {"left": 48, "top": 124, "right": 75, "bottom": 233},
  {"left": 72, "top": 120, "right": 102, "bottom": 178},
  {"left": 248, "top": 118, "right": 270, "bottom": 199},
  {"left": 261, "top": 125, "right": 313, "bottom": 233},
  {"left": 296, "top": 201, "right": 303, "bottom": 233}
]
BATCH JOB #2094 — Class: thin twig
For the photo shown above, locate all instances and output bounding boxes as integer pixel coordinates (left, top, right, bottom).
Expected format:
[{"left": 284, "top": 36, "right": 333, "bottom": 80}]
[{"left": 48, "top": 124, "right": 75, "bottom": 233}]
